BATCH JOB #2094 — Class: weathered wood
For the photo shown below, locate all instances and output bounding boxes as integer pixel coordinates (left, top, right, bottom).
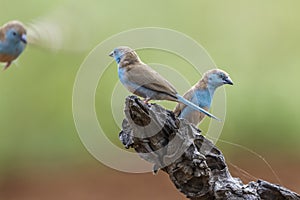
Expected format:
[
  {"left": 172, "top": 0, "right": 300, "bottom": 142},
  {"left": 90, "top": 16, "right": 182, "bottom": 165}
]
[{"left": 119, "top": 96, "right": 300, "bottom": 200}]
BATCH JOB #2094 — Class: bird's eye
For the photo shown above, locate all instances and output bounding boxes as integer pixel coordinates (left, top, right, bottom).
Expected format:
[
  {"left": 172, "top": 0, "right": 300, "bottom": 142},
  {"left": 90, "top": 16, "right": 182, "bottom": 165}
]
[{"left": 12, "top": 31, "right": 17, "bottom": 36}]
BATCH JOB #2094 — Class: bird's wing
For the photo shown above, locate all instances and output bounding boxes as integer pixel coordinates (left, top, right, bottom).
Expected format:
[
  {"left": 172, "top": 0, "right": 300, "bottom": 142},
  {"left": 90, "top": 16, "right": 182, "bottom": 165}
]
[
  {"left": 127, "top": 63, "right": 178, "bottom": 98},
  {"left": 173, "top": 87, "right": 195, "bottom": 116}
]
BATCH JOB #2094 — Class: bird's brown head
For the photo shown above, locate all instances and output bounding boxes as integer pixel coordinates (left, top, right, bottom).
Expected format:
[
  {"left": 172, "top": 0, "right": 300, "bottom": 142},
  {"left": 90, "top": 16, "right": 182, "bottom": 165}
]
[
  {"left": 203, "top": 69, "right": 233, "bottom": 88},
  {"left": 1, "top": 21, "right": 27, "bottom": 44},
  {"left": 109, "top": 46, "right": 140, "bottom": 65}
]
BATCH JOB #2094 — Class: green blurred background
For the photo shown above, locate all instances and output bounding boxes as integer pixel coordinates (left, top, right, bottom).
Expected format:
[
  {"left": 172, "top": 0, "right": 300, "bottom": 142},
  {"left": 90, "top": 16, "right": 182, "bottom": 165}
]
[{"left": 1, "top": 0, "right": 299, "bottom": 199}]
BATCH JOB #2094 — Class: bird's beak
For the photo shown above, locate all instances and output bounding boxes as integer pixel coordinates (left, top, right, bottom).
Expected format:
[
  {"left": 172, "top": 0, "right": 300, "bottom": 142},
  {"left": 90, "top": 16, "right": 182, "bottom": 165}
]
[
  {"left": 223, "top": 76, "right": 234, "bottom": 85},
  {"left": 21, "top": 34, "right": 27, "bottom": 44},
  {"left": 109, "top": 51, "right": 114, "bottom": 57}
]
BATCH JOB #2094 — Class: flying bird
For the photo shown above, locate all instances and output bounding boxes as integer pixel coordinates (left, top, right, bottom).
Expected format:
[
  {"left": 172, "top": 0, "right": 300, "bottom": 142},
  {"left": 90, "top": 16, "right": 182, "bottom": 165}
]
[
  {"left": 173, "top": 69, "right": 233, "bottom": 126},
  {"left": 0, "top": 21, "right": 27, "bottom": 70},
  {"left": 0, "top": 17, "right": 76, "bottom": 71},
  {"left": 109, "top": 46, "right": 220, "bottom": 121}
]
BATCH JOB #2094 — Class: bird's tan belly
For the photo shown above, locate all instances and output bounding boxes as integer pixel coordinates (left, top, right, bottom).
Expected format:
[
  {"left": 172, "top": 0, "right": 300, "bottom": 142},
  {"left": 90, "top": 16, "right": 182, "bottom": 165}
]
[{"left": 0, "top": 54, "right": 17, "bottom": 62}]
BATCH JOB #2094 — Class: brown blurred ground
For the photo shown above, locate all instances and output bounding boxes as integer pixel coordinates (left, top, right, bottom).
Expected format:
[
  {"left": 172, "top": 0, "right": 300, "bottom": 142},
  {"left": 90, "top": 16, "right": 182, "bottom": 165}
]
[
  {"left": 0, "top": 164, "right": 185, "bottom": 200},
  {"left": 0, "top": 157, "right": 299, "bottom": 200}
]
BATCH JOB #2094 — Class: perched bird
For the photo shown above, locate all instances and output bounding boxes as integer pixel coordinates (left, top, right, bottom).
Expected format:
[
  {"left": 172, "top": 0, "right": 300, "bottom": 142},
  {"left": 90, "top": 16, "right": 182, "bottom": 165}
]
[
  {"left": 173, "top": 69, "right": 233, "bottom": 126},
  {"left": 0, "top": 21, "right": 27, "bottom": 70},
  {"left": 109, "top": 46, "right": 220, "bottom": 120}
]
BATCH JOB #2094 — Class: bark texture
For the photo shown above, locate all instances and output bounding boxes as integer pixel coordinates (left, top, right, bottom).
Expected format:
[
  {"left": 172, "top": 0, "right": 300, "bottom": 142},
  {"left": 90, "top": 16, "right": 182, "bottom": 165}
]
[{"left": 119, "top": 96, "right": 300, "bottom": 200}]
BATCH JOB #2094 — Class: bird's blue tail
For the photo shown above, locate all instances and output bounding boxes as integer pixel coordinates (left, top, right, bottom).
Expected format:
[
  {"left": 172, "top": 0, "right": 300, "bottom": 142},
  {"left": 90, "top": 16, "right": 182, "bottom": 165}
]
[{"left": 176, "top": 94, "right": 221, "bottom": 121}]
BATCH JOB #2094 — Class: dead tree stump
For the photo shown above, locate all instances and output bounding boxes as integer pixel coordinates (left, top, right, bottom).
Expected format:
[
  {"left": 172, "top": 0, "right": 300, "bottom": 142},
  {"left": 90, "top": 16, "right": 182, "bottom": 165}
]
[{"left": 119, "top": 96, "right": 300, "bottom": 200}]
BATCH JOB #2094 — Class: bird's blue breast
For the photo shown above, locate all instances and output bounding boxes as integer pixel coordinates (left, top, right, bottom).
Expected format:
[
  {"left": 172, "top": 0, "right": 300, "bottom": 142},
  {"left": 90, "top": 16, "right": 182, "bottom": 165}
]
[
  {"left": 193, "top": 89, "right": 212, "bottom": 108},
  {"left": 118, "top": 67, "right": 140, "bottom": 92},
  {"left": 179, "top": 89, "right": 212, "bottom": 118},
  {"left": 118, "top": 67, "right": 129, "bottom": 85},
  {"left": 179, "top": 90, "right": 213, "bottom": 118},
  {"left": 0, "top": 40, "right": 25, "bottom": 57}
]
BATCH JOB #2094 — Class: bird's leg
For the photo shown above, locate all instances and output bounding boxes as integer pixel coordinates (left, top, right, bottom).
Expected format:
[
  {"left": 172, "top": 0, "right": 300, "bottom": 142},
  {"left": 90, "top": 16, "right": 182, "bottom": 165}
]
[
  {"left": 3, "top": 61, "right": 12, "bottom": 71},
  {"left": 143, "top": 97, "right": 151, "bottom": 104}
]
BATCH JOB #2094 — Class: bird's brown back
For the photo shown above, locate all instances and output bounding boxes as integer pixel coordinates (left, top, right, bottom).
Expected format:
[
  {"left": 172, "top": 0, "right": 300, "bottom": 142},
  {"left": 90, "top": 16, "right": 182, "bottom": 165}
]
[{"left": 119, "top": 51, "right": 178, "bottom": 101}]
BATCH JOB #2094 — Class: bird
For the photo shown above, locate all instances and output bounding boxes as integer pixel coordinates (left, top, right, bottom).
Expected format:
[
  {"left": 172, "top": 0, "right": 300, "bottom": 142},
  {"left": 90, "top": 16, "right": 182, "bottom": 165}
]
[
  {"left": 173, "top": 69, "right": 233, "bottom": 126},
  {"left": 109, "top": 46, "right": 220, "bottom": 121},
  {"left": 0, "top": 20, "right": 27, "bottom": 70}
]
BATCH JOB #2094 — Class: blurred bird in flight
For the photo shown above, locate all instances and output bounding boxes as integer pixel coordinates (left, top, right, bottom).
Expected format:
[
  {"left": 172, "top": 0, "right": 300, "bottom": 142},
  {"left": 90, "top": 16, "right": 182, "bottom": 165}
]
[
  {"left": 0, "top": 16, "right": 76, "bottom": 70},
  {"left": 0, "top": 21, "right": 27, "bottom": 70},
  {"left": 109, "top": 46, "right": 220, "bottom": 121},
  {"left": 174, "top": 69, "right": 233, "bottom": 126},
  {"left": 0, "top": 19, "right": 63, "bottom": 71}
]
